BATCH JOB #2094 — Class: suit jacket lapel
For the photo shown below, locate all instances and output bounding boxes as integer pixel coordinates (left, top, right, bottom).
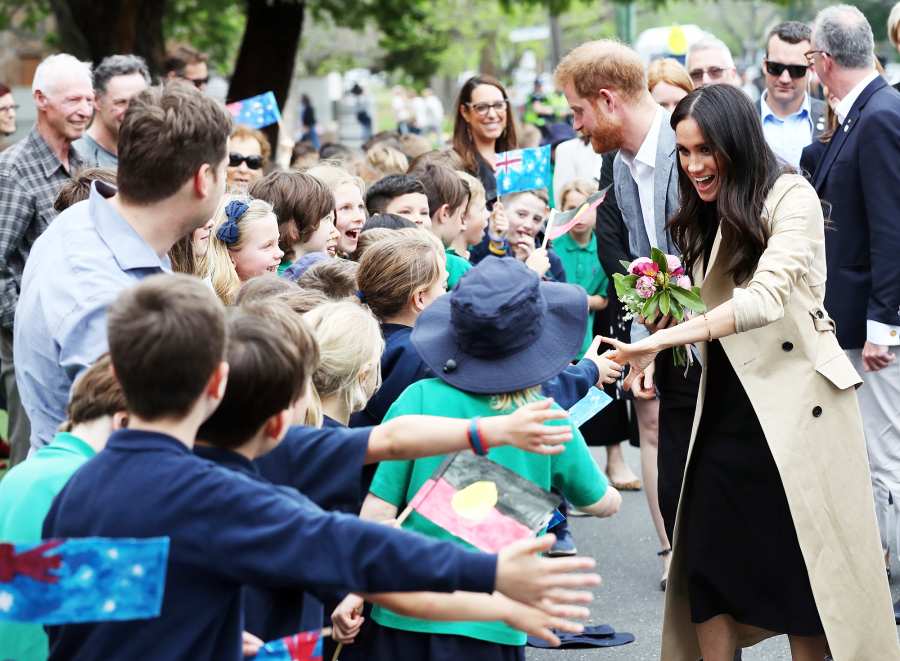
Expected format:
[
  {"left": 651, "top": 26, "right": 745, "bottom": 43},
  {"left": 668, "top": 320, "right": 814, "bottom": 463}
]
[
  {"left": 654, "top": 121, "right": 677, "bottom": 255},
  {"left": 613, "top": 156, "right": 651, "bottom": 257},
  {"left": 814, "top": 76, "right": 886, "bottom": 191}
]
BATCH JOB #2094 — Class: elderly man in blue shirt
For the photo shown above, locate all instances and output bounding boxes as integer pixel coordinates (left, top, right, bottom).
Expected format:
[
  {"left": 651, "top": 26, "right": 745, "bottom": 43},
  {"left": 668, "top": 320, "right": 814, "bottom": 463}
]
[
  {"left": 758, "top": 21, "right": 826, "bottom": 168},
  {"left": 14, "top": 82, "right": 232, "bottom": 451}
]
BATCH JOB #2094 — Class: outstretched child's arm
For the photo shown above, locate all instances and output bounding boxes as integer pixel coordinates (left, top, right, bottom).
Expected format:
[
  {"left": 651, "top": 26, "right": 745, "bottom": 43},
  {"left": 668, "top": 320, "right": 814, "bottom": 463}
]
[
  {"left": 365, "top": 398, "right": 573, "bottom": 464},
  {"left": 332, "top": 590, "right": 589, "bottom": 647}
]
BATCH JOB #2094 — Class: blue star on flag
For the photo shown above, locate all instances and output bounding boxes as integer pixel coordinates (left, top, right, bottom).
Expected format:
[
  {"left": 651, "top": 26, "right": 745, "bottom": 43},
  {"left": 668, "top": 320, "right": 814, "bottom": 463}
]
[{"left": 226, "top": 91, "right": 282, "bottom": 130}]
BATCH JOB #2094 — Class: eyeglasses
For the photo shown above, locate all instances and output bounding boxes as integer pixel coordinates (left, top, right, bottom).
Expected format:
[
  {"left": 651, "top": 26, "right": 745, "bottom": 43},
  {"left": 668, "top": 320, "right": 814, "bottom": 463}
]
[
  {"left": 229, "top": 152, "right": 263, "bottom": 170},
  {"left": 803, "top": 50, "right": 830, "bottom": 65},
  {"left": 465, "top": 101, "right": 508, "bottom": 117},
  {"left": 0, "top": 104, "right": 19, "bottom": 114},
  {"left": 181, "top": 76, "right": 209, "bottom": 89},
  {"left": 688, "top": 66, "right": 733, "bottom": 84},
  {"left": 764, "top": 60, "right": 810, "bottom": 79}
]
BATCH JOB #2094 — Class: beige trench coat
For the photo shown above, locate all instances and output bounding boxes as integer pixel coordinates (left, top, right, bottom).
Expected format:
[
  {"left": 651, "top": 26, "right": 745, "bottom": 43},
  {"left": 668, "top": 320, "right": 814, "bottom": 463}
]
[{"left": 660, "top": 174, "right": 900, "bottom": 660}]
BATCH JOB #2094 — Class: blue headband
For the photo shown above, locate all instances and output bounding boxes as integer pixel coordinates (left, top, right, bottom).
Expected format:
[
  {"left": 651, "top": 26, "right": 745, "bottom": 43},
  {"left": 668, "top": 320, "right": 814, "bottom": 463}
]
[{"left": 216, "top": 200, "right": 249, "bottom": 245}]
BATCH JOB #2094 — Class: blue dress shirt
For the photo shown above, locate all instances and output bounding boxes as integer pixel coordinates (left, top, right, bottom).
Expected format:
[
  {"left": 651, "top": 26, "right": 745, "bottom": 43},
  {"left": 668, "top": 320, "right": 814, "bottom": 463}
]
[
  {"left": 14, "top": 182, "right": 169, "bottom": 450},
  {"left": 761, "top": 92, "right": 815, "bottom": 168}
]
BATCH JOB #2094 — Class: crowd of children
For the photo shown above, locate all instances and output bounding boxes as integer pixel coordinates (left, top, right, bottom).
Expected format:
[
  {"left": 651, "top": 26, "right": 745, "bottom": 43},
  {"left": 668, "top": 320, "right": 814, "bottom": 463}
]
[{"left": 0, "top": 80, "right": 628, "bottom": 660}]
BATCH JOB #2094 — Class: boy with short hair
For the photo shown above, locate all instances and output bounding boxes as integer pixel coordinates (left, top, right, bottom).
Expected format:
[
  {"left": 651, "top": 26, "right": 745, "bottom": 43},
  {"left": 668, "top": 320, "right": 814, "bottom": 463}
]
[
  {"left": 410, "top": 163, "right": 472, "bottom": 288},
  {"left": 365, "top": 174, "right": 431, "bottom": 228},
  {"left": 0, "top": 354, "right": 126, "bottom": 661},
  {"left": 43, "top": 273, "right": 597, "bottom": 661}
]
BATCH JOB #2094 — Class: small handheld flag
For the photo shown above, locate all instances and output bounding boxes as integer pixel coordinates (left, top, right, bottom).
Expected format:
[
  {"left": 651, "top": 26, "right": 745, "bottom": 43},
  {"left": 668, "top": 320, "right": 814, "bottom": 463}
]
[
  {"left": 568, "top": 386, "right": 613, "bottom": 428},
  {"left": 0, "top": 537, "right": 169, "bottom": 624},
  {"left": 495, "top": 145, "right": 552, "bottom": 198},
  {"left": 253, "top": 629, "right": 323, "bottom": 661},
  {"left": 226, "top": 91, "right": 282, "bottom": 130},
  {"left": 544, "top": 186, "right": 610, "bottom": 243},
  {"left": 408, "top": 452, "right": 560, "bottom": 552}
]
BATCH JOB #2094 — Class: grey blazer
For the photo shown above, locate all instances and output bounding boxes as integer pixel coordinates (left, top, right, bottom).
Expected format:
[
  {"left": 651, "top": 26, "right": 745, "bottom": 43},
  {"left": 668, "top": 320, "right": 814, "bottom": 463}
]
[{"left": 612, "top": 112, "right": 681, "bottom": 263}]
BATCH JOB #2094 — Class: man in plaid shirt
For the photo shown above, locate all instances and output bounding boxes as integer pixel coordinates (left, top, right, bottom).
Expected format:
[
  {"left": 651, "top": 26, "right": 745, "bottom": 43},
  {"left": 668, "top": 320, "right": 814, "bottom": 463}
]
[{"left": 0, "top": 54, "right": 93, "bottom": 467}]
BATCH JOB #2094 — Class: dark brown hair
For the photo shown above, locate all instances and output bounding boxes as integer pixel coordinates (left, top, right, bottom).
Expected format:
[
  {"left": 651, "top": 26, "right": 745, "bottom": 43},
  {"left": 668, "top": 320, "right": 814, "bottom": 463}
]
[
  {"left": 408, "top": 148, "right": 464, "bottom": 174},
  {"left": 235, "top": 273, "right": 296, "bottom": 305},
  {"left": 107, "top": 273, "right": 226, "bottom": 420},
  {"left": 53, "top": 167, "right": 118, "bottom": 212},
  {"left": 409, "top": 163, "right": 469, "bottom": 217},
  {"left": 669, "top": 85, "right": 780, "bottom": 284},
  {"left": 117, "top": 83, "right": 231, "bottom": 205},
  {"left": 296, "top": 258, "right": 359, "bottom": 299},
  {"left": 249, "top": 171, "right": 335, "bottom": 253},
  {"left": 197, "top": 301, "right": 318, "bottom": 448},
  {"left": 164, "top": 44, "right": 208, "bottom": 76},
  {"left": 63, "top": 353, "right": 126, "bottom": 430},
  {"left": 451, "top": 75, "right": 517, "bottom": 174}
]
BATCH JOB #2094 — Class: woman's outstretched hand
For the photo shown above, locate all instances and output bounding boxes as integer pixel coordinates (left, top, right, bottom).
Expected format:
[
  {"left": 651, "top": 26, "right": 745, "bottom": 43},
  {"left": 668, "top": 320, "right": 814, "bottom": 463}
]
[{"left": 599, "top": 336, "right": 660, "bottom": 391}]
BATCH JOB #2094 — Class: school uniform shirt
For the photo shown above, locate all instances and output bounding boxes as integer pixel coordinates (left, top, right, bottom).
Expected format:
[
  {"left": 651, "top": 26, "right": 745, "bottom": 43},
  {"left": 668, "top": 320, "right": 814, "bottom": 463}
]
[
  {"left": 255, "top": 423, "right": 370, "bottom": 513},
  {"left": 43, "top": 429, "right": 499, "bottom": 661},
  {"left": 193, "top": 444, "right": 328, "bottom": 642},
  {"left": 553, "top": 231, "right": 609, "bottom": 359},
  {"left": 445, "top": 249, "right": 472, "bottom": 289},
  {"left": 350, "top": 324, "right": 431, "bottom": 428},
  {"left": 0, "top": 431, "right": 96, "bottom": 661},
  {"left": 369, "top": 379, "right": 608, "bottom": 646}
]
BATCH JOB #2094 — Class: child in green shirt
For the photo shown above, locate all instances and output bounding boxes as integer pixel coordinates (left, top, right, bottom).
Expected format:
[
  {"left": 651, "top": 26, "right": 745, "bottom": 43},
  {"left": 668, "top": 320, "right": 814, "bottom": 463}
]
[{"left": 340, "top": 257, "right": 622, "bottom": 659}]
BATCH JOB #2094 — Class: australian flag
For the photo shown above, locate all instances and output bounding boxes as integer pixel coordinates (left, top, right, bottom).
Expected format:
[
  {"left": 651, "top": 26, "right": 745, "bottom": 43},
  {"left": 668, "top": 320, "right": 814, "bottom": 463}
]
[
  {"left": 226, "top": 91, "right": 282, "bottom": 130},
  {"left": 495, "top": 145, "right": 552, "bottom": 198},
  {"left": 253, "top": 630, "right": 323, "bottom": 661},
  {"left": 0, "top": 537, "right": 169, "bottom": 624}
]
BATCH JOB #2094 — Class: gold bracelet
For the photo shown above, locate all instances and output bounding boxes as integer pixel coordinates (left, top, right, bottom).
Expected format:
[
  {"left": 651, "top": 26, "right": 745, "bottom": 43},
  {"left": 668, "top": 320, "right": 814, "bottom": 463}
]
[{"left": 702, "top": 313, "right": 712, "bottom": 342}]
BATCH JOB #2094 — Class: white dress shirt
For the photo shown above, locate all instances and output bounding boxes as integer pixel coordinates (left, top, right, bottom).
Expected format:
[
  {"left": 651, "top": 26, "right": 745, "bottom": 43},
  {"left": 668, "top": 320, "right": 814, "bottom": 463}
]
[{"left": 619, "top": 106, "right": 664, "bottom": 250}]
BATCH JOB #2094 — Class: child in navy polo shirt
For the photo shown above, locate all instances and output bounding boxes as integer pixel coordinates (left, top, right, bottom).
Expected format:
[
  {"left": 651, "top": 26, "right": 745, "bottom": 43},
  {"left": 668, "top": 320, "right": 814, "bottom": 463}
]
[
  {"left": 194, "top": 299, "right": 590, "bottom": 646},
  {"left": 43, "top": 274, "right": 598, "bottom": 661}
]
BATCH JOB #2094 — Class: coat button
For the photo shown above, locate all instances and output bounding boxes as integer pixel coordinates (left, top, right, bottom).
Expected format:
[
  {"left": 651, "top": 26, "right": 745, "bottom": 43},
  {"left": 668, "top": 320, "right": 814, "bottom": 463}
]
[
  {"left": 812, "top": 406, "right": 823, "bottom": 417},
  {"left": 782, "top": 341, "right": 793, "bottom": 352}
]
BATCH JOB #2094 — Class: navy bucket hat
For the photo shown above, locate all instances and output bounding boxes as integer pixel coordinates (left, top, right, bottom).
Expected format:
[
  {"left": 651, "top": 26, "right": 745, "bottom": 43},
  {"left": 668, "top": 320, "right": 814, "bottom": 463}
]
[{"left": 411, "top": 256, "right": 588, "bottom": 394}]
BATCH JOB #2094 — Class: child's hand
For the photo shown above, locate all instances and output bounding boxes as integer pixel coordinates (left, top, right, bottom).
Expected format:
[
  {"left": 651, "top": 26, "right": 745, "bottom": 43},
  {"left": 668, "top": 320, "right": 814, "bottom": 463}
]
[
  {"left": 241, "top": 631, "right": 264, "bottom": 657},
  {"left": 630, "top": 360, "right": 656, "bottom": 400},
  {"left": 489, "top": 202, "right": 508, "bottom": 236},
  {"left": 495, "top": 592, "right": 588, "bottom": 647},
  {"left": 495, "top": 535, "right": 599, "bottom": 608},
  {"left": 582, "top": 337, "right": 624, "bottom": 385},
  {"left": 482, "top": 398, "right": 573, "bottom": 455},
  {"left": 525, "top": 247, "right": 550, "bottom": 277},
  {"left": 331, "top": 593, "right": 366, "bottom": 644}
]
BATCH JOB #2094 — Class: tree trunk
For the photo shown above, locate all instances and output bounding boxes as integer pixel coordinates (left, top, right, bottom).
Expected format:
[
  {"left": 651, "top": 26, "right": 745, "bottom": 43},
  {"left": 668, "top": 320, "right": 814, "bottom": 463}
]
[
  {"left": 47, "top": 0, "right": 167, "bottom": 75},
  {"left": 228, "top": 0, "right": 305, "bottom": 152}
]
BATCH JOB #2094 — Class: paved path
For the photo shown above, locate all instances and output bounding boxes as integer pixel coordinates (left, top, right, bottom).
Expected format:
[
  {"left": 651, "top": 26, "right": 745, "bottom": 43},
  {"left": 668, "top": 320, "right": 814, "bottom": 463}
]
[{"left": 527, "top": 445, "right": 900, "bottom": 660}]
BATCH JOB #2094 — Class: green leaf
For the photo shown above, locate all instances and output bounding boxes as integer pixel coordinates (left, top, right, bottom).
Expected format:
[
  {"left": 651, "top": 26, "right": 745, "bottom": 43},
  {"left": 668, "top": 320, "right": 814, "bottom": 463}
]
[
  {"left": 612, "top": 273, "right": 638, "bottom": 298},
  {"left": 619, "top": 259, "right": 633, "bottom": 273},
  {"left": 641, "top": 295, "right": 659, "bottom": 320},
  {"left": 659, "top": 291, "right": 670, "bottom": 317},
  {"left": 670, "top": 302, "right": 684, "bottom": 322},
  {"left": 670, "top": 287, "right": 708, "bottom": 313},
  {"left": 650, "top": 247, "right": 668, "bottom": 273}
]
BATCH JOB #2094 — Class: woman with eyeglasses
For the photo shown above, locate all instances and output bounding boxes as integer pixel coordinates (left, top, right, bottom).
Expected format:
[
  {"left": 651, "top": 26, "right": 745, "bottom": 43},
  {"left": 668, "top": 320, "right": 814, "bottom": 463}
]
[
  {"left": 227, "top": 124, "right": 270, "bottom": 193},
  {"left": 451, "top": 75, "right": 518, "bottom": 209}
]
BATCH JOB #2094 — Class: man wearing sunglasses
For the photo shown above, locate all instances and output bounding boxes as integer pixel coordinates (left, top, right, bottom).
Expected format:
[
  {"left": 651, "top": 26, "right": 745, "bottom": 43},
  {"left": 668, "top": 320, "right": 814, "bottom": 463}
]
[
  {"left": 685, "top": 37, "right": 742, "bottom": 89},
  {"left": 758, "top": 22, "right": 826, "bottom": 168},
  {"left": 164, "top": 45, "right": 210, "bottom": 93}
]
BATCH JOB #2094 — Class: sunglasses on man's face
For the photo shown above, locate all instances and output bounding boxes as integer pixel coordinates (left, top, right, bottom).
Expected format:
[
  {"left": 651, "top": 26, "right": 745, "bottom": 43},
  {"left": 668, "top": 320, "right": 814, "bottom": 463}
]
[
  {"left": 688, "top": 66, "right": 730, "bottom": 84},
  {"left": 764, "top": 60, "right": 810, "bottom": 79},
  {"left": 182, "top": 76, "right": 209, "bottom": 89},
  {"left": 229, "top": 152, "right": 263, "bottom": 170}
]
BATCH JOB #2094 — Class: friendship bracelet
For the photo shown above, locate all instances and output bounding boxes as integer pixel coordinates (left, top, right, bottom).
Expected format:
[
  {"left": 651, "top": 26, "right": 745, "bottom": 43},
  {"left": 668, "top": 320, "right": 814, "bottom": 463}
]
[{"left": 468, "top": 417, "right": 487, "bottom": 455}]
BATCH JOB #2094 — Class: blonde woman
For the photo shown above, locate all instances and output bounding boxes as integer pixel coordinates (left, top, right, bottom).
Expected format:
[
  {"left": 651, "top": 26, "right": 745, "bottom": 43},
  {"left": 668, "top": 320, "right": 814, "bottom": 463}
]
[
  {"left": 207, "top": 195, "right": 283, "bottom": 304},
  {"left": 647, "top": 58, "right": 693, "bottom": 111}
]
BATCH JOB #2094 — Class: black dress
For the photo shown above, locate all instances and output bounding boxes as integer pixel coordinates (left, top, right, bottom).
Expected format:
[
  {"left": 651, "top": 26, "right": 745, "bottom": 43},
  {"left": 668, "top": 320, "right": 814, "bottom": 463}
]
[{"left": 682, "top": 218, "right": 824, "bottom": 636}]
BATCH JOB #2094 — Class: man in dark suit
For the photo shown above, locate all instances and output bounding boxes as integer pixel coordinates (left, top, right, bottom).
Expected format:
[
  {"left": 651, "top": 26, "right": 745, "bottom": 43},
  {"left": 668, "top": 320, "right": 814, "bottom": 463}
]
[
  {"left": 758, "top": 21, "right": 827, "bottom": 168},
  {"left": 811, "top": 5, "right": 900, "bottom": 609}
]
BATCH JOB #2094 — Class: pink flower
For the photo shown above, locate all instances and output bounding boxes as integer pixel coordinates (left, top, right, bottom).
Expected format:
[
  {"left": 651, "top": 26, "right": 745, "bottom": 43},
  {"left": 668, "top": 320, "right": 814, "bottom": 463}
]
[
  {"left": 636, "top": 275, "right": 657, "bottom": 299},
  {"left": 666, "top": 254, "right": 685, "bottom": 276},
  {"left": 675, "top": 275, "right": 691, "bottom": 289},
  {"left": 629, "top": 257, "right": 659, "bottom": 277}
]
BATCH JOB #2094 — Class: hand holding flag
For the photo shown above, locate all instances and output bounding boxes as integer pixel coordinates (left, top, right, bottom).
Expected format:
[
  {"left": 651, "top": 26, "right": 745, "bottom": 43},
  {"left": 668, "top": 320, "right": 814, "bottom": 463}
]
[{"left": 542, "top": 186, "right": 611, "bottom": 247}]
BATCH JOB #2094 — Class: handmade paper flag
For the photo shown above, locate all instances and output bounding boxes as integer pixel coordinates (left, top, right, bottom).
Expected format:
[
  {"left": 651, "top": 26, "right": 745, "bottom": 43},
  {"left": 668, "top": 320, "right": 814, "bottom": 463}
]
[
  {"left": 409, "top": 452, "right": 560, "bottom": 552},
  {"left": 253, "top": 629, "right": 323, "bottom": 661},
  {"left": 226, "top": 91, "right": 282, "bottom": 130},
  {"left": 495, "top": 145, "right": 552, "bottom": 197},
  {"left": 0, "top": 537, "right": 168, "bottom": 624},
  {"left": 545, "top": 186, "right": 611, "bottom": 241},
  {"left": 567, "top": 386, "right": 613, "bottom": 428}
]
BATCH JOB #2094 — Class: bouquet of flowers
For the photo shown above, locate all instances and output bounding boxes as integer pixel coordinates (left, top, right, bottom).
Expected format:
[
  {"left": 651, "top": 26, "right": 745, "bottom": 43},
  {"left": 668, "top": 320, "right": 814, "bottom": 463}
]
[{"left": 612, "top": 247, "right": 707, "bottom": 366}]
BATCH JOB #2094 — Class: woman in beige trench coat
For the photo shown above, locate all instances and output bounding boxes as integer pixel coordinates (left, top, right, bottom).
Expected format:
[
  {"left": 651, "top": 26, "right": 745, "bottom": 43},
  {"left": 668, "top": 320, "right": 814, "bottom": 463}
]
[{"left": 604, "top": 85, "right": 899, "bottom": 661}]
